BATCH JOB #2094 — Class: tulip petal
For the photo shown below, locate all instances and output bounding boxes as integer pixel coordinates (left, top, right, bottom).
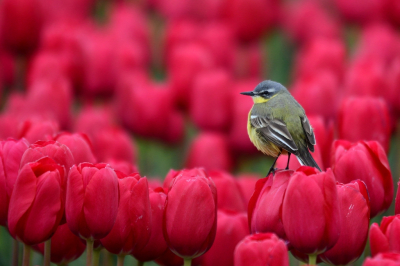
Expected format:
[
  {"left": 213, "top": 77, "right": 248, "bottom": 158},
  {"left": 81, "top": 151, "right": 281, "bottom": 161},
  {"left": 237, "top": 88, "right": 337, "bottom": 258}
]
[
  {"left": 388, "top": 218, "right": 400, "bottom": 254},
  {"left": 369, "top": 223, "right": 390, "bottom": 256},
  {"left": 282, "top": 173, "right": 325, "bottom": 254},
  {"left": 66, "top": 166, "right": 85, "bottom": 237},
  {"left": 0, "top": 159, "right": 8, "bottom": 226},
  {"left": 23, "top": 171, "right": 62, "bottom": 245},
  {"left": 84, "top": 167, "right": 119, "bottom": 239},
  {"left": 8, "top": 164, "right": 37, "bottom": 238}
]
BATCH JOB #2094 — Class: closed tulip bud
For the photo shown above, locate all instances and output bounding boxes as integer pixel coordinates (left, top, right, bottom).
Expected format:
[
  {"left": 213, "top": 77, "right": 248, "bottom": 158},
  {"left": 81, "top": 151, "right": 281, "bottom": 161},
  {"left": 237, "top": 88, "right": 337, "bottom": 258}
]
[
  {"left": 331, "top": 140, "right": 393, "bottom": 217},
  {"left": 190, "top": 69, "right": 232, "bottom": 132},
  {"left": 185, "top": 133, "right": 233, "bottom": 172},
  {"left": 156, "top": 249, "right": 184, "bottom": 266},
  {"left": 26, "top": 77, "right": 73, "bottom": 129},
  {"left": 91, "top": 127, "right": 136, "bottom": 163},
  {"left": 169, "top": 42, "right": 215, "bottom": 107},
  {"left": 0, "top": 0, "right": 42, "bottom": 55},
  {"left": 20, "top": 140, "right": 75, "bottom": 175},
  {"left": 338, "top": 97, "right": 392, "bottom": 152},
  {"left": 101, "top": 173, "right": 151, "bottom": 254},
  {"left": 54, "top": 133, "right": 96, "bottom": 164},
  {"left": 248, "top": 170, "right": 292, "bottom": 240},
  {"left": 222, "top": 0, "right": 278, "bottom": 41},
  {"left": 363, "top": 253, "right": 400, "bottom": 266},
  {"left": 291, "top": 71, "right": 341, "bottom": 122},
  {"left": 282, "top": 167, "right": 340, "bottom": 255},
  {"left": 283, "top": 1, "right": 340, "bottom": 44},
  {"left": 8, "top": 157, "right": 66, "bottom": 245},
  {"left": 66, "top": 163, "right": 119, "bottom": 240},
  {"left": 18, "top": 119, "right": 60, "bottom": 144},
  {"left": 74, "top": 105, "right": 115, "bottom": 138},
  {"left": 0, "top": 138, "right": 29, "bottom": 226},
  {"left": 209, "top": 170, "right": 246, "bottom": 212},
  {"left": 132, "top": 187, "right": 168, "bottom": 262},
  {"left": 333, "top": 0, "right": 385, "bottom": 24},
  {"left": 106, "top": 159, "right": 138, "bottom": 176},
  {"left": 386, "top": 0, "right": 400, "bottom": 26},
  {"left": 36, "top": 224, "right": 86, "bottom": 265},
  {"left": 319, "top": 180, "right": 370, "bottom": 265},
  {"left": 294, "top": 38, "right": 346, "bottom": 81},
  {"left": 201, "top": 210, "right": 249, "bottom": 266},
  {"left": 163, "top": 169, "right": 180, "bottom": 193},
  {"left": 234, "top": 233, "right": 289, "bottom": 266},
  {"left": 234, "top": 43, "right": 264, "bottom": 80},
  {"left": 236, "top": 174, "right": 260, "bottom": 205},
  {"left": 163, "top": 168, "right": 217, "bottom": 258},
  {"left": 369, "top": 215, "right": 400, "bottom": 256}
]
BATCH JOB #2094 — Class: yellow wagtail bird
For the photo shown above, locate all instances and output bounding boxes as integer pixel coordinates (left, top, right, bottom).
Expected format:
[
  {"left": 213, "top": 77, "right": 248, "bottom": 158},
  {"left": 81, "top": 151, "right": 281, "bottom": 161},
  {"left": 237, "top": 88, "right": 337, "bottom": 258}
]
[{"left": 241, "top": 80, "right": 321, "bottom": 176}]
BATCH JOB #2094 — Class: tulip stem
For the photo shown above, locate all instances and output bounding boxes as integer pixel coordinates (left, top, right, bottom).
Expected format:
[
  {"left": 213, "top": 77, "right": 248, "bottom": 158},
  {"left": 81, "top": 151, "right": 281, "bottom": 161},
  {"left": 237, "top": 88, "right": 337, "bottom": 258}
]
[
  {"left": 43, "top": 239, "right": 51, "bottom": 266},
  {"left": 93, "top": 248, "right": 100, "bottom": 266},
  {"left": 308, "top": 254, "right": 317, "bottom": 265},
  {"left": 117, "top": 255, "right": 125, "bottom": 266},
  {"left": 12, "top": 239, "right": 19, "bottom": 266},
  {"left": 183, "top": 259, "right": 192, "bottom": 266},
  {"left": 86, "top": 239, "right": 94, "bottom": 266},
  {"left": 22, "top": 244, "right": 31, "bottom": 266}
]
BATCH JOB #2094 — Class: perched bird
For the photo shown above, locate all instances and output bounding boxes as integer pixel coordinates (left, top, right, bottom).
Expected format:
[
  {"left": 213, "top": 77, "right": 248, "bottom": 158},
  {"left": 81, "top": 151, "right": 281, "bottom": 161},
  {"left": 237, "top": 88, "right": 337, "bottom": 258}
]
[{"left": 241, "top": 80, "right": 321, "bottom": 176}]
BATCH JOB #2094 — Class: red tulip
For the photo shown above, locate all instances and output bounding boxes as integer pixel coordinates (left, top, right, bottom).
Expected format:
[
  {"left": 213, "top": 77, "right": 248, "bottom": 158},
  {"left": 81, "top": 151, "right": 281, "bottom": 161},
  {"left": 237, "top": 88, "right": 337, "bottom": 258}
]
[
  {"left": 282, "top": 167, "right": 340, "bottom": 254},
  {"left": 369, "top": 215, "right": 400, "bottom": 256},
  {"left": 209, "top": 170, "right": 246, "bottom": 212},
  {"left": 132, "top": 187, "right": 168, "bottom": 262},
  {"left": 163, "top": 169, "right": 180, "bottom": 193},
  {"left": 54, "top": 133, "right": 96, "bottom": 164},
  {"left": 36, "top": 224, "right": 86, "bottom": 265},
  {"left": 386, "top": 0, "right": 400, "bottom": 26},
  {"left": 248, "top": 170, "right": 292, "bottom": 240},
  {"left": 333, "top": 0, "right": 385, "bottom": 24},
  {"left": 282, "top": 1, "right": 340, "bottom": 44},
  {"left": 234, "top": 233, "right": 289, "bottom": 266},
  {"left": 363, "top": 253, "right": 400, "bottom": 266},
  {"left": 331, "top": 140, "right": 393, "bottom": 217},
  {"left": 319, "top": 180, "right": 370, "bottom": 265},
  {"left": 169, "top": 42, "right": 215, "bottom": 107},
  {"left": 0, "top": 51, "right": 15, "bottom": 86},
  {"left": 74, "top": 105, "right": 115, "bottom": 138},
  {"left": 0, "top": 0, "right": 42, "bottom": 54},
  {"left": 185, "top": 132, "right": 233, "bottom": 172},
  {"left": 163, "top": 168, "right": 217, "bottom": 258},
  {"left": 106, "top": 159, "right": 138, "bottom": 175},
  {"left": 291, "top": 71, "right": 341, "bottom": 122},
  {"left": 8, "top": 157, "right": 66, "bottom": 245},
  {"left": 190, "top": 69, "right": 232, "bottom": 132},
  {"left": 221, "top": 0, "right": 279, "bottom": 41},
  {"left": 236, "top": 174, "right": 260, "bottom": 205},
  {"left": 101, "top": 173, "right": 151, "bottom": 255},
  {"left": 18, "top": 119, "right": 60, "bottom": 144},
  {"left": 38, "top": 0, "right": 95, "bottom": 23},
  {"left": 66, "top": 163, "right": 119, "bottom": 240},
  {"left": 338, "top": 97, "right": 392, "bottom": 152},
  {"left": 26, "top": 77, "right": 73, "bottom": 129},
  {"left": 0, "top": 138, "right": 29, "bottom": 226},
  {"left": 90, "top": 127, "right": 136, "bottom": 163},
  {"left": 155, "top": 249, "right": 184, "bottom": 266},
  {"left": 293, "top": 38, "right": 346, "bottom": 80},
  {"left": 201, "top": 210, "right": 249, "bottom": 266},
  {"left": 228, "top": 80, "right": 259, "bottom": 154},
  {"left": 234, "top": 43, "right": 264, "bottom": 79},
  {"left": 20, "top": 140, "right": 74, "bottom": 173}
]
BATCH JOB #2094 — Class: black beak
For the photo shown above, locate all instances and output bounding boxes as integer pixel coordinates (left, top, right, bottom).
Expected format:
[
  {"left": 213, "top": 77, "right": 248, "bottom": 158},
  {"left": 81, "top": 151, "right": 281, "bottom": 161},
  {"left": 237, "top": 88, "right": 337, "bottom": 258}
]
[{"left": 240, "top": 91, "right": 255, "bottom": 96}]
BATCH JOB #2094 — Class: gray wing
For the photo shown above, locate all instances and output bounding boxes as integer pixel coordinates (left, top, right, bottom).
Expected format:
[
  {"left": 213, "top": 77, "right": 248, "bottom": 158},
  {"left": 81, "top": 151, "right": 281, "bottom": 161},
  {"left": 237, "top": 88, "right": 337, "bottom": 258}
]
[
  {"left": 250, "top": 115, "right": 298, "bottom": 154},
  {"left": 300, "top": 116, "right": 316, "bottom": 152}
]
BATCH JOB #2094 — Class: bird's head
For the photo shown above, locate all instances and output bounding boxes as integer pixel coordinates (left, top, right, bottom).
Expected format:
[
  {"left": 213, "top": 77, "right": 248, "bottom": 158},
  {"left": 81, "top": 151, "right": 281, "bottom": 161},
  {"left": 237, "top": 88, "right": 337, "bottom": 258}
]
[{"left": 240, "top": 80, "right": 287, "bottom": 103}]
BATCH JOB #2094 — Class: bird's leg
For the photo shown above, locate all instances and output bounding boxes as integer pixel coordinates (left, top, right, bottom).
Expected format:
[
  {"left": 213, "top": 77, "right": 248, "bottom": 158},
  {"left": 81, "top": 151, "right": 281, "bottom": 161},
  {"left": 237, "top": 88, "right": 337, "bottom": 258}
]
[
  {"left": 286, "top": 153, "right": 291, "bottom": 170},
  {"left": 266, "top": 152, "right": 281, "bottom": 177}
]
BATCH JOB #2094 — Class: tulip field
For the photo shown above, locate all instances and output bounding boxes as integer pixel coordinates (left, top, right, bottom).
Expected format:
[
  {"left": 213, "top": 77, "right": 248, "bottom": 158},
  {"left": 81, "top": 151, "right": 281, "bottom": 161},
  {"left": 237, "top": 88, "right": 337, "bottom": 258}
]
[{"left": 1, "top": 0, "right": 400, "bottom": 265}]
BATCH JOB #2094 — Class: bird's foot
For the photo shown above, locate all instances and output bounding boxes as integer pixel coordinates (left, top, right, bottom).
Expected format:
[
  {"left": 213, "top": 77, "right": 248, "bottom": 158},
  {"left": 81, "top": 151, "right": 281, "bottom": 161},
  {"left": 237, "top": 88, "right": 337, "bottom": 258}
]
[{"left": 265, "top": 168, "right": 277, "bottom": 177}]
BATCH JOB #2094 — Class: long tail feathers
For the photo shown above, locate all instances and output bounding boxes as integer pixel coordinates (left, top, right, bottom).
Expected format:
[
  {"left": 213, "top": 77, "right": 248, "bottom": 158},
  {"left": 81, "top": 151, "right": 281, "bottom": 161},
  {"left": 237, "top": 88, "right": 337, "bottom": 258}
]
[{"left": 296, "top": 148, "right": 322, "bottom": 171}]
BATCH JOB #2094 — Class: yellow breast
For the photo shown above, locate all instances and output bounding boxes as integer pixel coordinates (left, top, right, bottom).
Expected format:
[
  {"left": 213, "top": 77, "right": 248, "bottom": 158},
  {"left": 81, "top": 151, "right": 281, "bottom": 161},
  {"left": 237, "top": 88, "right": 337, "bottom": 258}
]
[{"left": 247, "top": 112, "right": 282, "bottom": 157}]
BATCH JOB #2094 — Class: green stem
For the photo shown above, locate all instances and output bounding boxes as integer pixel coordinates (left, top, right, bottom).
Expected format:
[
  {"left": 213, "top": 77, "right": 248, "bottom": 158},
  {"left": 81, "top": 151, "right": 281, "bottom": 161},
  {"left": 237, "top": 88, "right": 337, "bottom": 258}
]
[
  {"left": 117, "top": 255, "right": 125, "bottom": 266},
  {"left": 308, "top": 254, "right": 317, "bottom": 265},
  {"left": 86, "top": 239, "right": 94, "bottom": 266},
  {"left": 22, "top": 244, "right": 31, "bottom": 266},
  {"left": 183, "top": 259, "right": 192, "bottom": 266},
  {"left": 43, "top": 239, "right": 51, "bottom": 266},
  {"left": 93, "top": 248, "right": 100, "bottom": 266},
  {"left": 12, "top": 239, "right": 19, "bottom": 266},
  {"left": 102, "top": 249, "right": 111, "bottom": 266}
]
